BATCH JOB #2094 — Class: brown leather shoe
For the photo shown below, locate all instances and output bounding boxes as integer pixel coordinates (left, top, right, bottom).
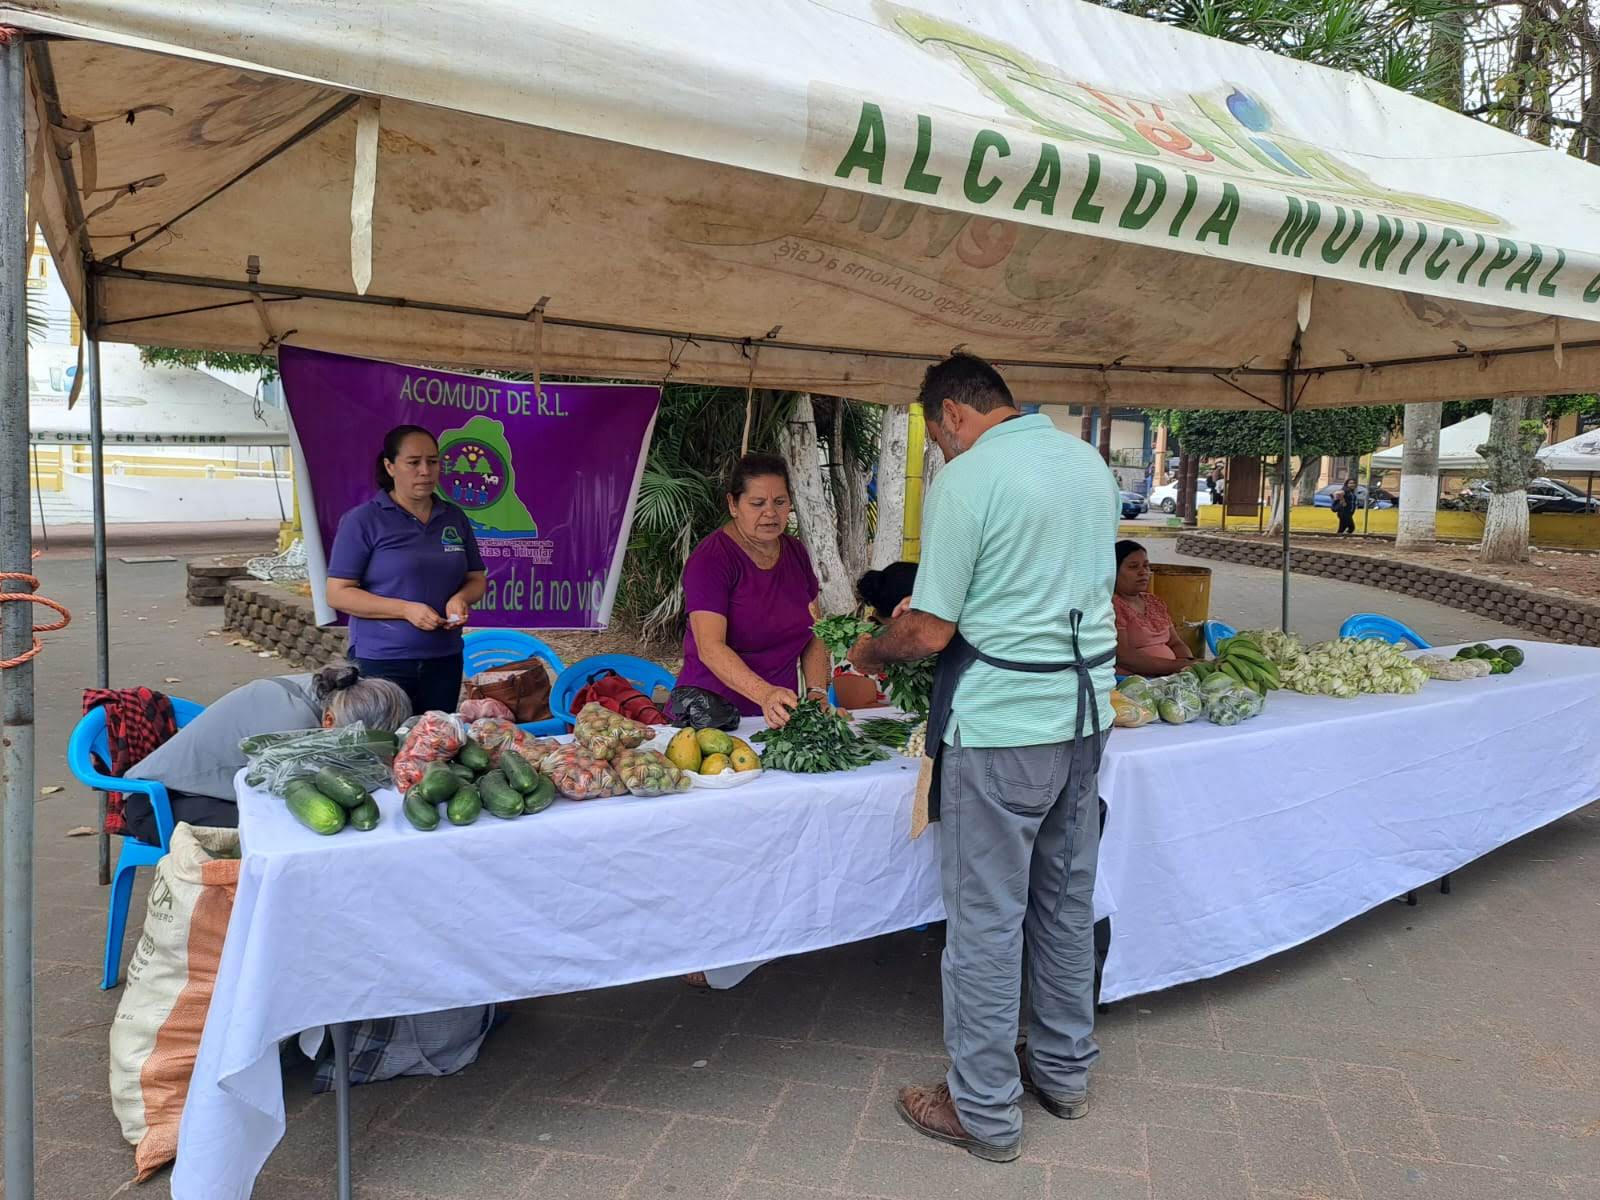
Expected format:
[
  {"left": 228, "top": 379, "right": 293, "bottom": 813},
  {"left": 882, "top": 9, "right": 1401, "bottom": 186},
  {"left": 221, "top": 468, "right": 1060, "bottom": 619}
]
[
  {"left": 895, "top": 1082, "right": 1021, "bottom": 1162},
  {"left": 1015, "top": 1046, "right": 1089, "bottom": 1120}
]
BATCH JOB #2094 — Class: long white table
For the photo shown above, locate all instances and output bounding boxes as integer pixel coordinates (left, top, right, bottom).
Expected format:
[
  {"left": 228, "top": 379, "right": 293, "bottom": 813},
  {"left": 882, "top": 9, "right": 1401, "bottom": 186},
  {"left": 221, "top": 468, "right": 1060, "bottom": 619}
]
[{"left": 174, "top": 641, "right": 1600, "bottom": 1199}]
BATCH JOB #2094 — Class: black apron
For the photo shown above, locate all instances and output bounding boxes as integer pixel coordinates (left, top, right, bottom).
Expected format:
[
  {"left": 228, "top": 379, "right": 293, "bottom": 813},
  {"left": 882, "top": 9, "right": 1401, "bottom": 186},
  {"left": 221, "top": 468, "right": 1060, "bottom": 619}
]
[{"left": 922, "top": 609, "right": 1113, "bottom": 824}]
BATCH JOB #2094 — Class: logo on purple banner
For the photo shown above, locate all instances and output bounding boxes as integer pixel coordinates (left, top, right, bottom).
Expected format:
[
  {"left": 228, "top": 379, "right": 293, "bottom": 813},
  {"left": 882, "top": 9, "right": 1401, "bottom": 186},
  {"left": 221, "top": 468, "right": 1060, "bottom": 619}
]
[{"left": 280, "top": 346, "right": 659, "bottom": 629}]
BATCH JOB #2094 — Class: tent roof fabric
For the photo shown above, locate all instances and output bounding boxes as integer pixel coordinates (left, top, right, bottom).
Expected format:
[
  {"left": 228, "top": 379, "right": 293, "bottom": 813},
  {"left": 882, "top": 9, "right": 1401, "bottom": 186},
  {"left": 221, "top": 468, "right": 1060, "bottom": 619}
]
[
  {"left": 1370, "top": 411, "right": 1493, "bottom": 472},
  {"left": 1538, "top": 429, "right": 1600, "bottom": 474},
  {"left": 8, "top": 0, "right": 1600, "bottom": 408}
]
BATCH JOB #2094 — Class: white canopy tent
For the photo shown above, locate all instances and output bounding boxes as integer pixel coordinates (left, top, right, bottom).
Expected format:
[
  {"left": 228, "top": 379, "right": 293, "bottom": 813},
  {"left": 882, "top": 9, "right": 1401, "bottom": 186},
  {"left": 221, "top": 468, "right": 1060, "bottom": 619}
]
[
  {"left": 7, "top": 6, "right": 1600, "bottom": 1197},
  {"left": 27, "top": 343, "right": 286, "bottom": 445},
  {"left": 7, "top": 1, "right": 1600, "bottom": 409},
  {"left": 1371, "top": 412, "right": 1493, "bottom": 473},
  {"left": 1538, "top": 429, "right": 1600, "bottom": 474}
]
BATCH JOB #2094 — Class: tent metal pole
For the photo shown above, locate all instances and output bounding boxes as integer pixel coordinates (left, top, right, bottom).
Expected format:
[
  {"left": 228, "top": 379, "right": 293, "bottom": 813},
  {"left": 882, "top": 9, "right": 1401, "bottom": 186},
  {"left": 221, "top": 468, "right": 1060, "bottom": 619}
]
[
  {"left": 1, "top": 35, "right": 39, "bottom": 1200},
  {"left": 1280, "top": 351, "right": 1300, "bottom": 633},
  {"left": 85, "top": 285, "right": 112, "bottom": 884}
]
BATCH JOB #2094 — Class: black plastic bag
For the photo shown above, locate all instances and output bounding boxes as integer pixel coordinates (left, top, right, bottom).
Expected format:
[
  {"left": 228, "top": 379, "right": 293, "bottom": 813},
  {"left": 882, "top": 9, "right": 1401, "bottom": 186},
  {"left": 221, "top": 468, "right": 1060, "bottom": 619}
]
[{"left": 665, "top": 686, "right": 741, "bottom": 732}]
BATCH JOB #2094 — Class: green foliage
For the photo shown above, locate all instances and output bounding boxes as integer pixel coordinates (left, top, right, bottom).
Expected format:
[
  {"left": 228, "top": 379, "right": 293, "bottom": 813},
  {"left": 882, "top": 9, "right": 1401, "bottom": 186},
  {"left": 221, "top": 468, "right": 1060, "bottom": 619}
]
[
  {"left": 1094, "top": 0, "right": 1458, "bottom": 97},
  {"left": 618, "top": 386, "right": 880, "bottom": 642},
  {"left": 138, "top": 346, "right": 280, "bottom": 382},
  {"left": 1153, "top": 406, "right": 1394, "bottom": 458}
]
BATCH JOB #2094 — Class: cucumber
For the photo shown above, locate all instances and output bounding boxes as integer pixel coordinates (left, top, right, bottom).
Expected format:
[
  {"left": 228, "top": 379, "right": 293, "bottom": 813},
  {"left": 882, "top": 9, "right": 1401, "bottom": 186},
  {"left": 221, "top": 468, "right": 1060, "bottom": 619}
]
[
  {"left": 446, "top": 783, "right": 483, "bottom": 826},
  {"left": 347, "top": 798, "right": 381, "bottom": 832},
  {"left": 521, "top": 773, "right": 556, "bottom": 815},
  {"left": 479, "top": 771, "right": 524, "bottom": 819},
  {"left": 314, "top": 766, "right": 372, "bottom": 810},
  {"left": 414, "top": 761, "right": 460, "bottom": 804},
  {"left": 283, "top": 779, "right": 347, "bottom": 836},
  {"left": 501, "top": 749, "right": 539, "bottom": 793},
  {"left": 448, "top": 762, "right": 476, "bottom": 785},
  {"left": 458, "top": 738, "right": 492, "bottom": 774},
  {"left": 403, "top": 790, "right": 441, "bottom": 831}
]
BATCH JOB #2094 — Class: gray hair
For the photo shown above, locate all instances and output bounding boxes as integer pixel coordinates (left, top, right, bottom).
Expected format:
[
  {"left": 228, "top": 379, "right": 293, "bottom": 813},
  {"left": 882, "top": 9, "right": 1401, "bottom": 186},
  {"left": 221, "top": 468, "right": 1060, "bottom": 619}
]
[{"left": 311, "top": 661, "right": 413, "bottom": 732}]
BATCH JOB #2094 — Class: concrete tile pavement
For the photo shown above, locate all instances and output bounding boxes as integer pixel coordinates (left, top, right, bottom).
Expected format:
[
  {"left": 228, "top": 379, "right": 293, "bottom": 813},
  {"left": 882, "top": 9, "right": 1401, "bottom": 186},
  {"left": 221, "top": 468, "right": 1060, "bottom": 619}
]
[{"left": 5, "top": 540, "right": 1597, "bottom": 1199}]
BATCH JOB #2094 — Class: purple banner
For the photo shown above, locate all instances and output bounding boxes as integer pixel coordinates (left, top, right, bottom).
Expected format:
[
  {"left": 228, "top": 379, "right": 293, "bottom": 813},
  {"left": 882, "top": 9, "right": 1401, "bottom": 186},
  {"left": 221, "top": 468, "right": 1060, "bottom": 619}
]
[{"left": 281, "top": 346, "right": 659, "bottom": 629}]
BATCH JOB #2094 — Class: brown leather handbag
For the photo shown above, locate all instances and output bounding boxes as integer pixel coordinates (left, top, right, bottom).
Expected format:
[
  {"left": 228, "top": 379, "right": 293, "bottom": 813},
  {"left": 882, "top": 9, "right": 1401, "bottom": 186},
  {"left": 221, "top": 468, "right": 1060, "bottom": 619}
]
[{"left": 462, "top": 658, "right": 554, "bottom": 723}]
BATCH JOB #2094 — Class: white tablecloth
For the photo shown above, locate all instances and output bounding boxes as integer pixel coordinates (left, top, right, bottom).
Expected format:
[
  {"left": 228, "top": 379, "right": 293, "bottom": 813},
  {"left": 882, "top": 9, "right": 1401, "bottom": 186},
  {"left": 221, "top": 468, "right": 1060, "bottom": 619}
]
[{"left": 174, "top": 644, "right": 1600, "bottom": 1198}]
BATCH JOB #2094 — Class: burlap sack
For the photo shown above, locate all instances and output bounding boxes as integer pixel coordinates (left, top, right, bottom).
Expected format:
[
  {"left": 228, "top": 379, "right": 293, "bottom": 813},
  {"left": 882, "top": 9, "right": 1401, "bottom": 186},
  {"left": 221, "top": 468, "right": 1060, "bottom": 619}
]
[{"left": 109, "top": 823, "right": 241, "bottom": 1181}]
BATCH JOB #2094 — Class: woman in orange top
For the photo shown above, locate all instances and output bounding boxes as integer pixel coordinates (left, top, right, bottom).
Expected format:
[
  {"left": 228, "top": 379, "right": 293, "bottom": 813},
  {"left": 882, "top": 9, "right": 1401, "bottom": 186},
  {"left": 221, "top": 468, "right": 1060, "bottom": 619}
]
[{"left": 1112, "top": 540, "right": 1195, "bottom": 677}]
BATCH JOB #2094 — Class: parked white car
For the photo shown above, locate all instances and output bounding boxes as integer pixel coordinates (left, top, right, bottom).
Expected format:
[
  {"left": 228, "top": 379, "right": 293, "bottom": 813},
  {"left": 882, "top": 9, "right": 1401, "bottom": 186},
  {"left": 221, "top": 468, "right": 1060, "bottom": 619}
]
[{"left": 1147, "top": 482, "right": 1216, "bottom": 514}]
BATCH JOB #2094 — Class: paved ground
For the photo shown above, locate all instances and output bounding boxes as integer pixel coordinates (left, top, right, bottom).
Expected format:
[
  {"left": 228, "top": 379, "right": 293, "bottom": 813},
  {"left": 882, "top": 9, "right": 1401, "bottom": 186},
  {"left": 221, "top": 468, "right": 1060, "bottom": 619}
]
[{"left": 8, "top": 535, "right": 1600, "bottom": 1200}]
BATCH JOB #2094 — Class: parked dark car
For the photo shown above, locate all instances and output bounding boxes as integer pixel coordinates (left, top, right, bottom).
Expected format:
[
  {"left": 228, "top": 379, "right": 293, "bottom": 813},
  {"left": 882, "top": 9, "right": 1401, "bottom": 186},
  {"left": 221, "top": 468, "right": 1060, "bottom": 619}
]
[
  {"left": 1120, "top": 490, "right": 1149, "bottom": 520},
  {"left": 1526, "top": 478, "right": 1600, "bottom": 513}
]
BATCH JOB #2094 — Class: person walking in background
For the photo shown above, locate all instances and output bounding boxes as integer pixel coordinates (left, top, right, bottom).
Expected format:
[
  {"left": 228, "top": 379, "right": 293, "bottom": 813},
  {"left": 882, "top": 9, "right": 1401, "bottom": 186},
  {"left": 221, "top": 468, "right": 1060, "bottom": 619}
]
[
  {"left": 851, "top": 353, "right": 1119, "bottom": 1163},
  {"left": 1332, "top": 476, "right": 1359, "bottom": 535}
]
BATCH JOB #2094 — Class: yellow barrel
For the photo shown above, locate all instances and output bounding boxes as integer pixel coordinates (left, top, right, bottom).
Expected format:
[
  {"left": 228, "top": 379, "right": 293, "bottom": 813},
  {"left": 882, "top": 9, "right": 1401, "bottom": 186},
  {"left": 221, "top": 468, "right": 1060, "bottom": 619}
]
[{"left": 1150, "top": 563, "right": 1211, "bottom": 658}]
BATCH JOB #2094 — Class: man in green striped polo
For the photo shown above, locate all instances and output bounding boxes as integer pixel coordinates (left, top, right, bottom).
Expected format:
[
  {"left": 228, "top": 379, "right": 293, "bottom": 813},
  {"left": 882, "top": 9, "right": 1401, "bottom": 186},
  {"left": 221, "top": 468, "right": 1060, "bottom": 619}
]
[{"left": 852, "top": 352, "right": 1119, "bottom": 1162}]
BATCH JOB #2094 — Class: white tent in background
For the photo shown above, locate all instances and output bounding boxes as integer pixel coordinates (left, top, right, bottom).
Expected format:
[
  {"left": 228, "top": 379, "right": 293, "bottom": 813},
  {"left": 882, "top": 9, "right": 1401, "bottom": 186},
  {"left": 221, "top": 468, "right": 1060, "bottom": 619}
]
[
  {"left": 1370, "top": 412, "right": 1494, "bottom": 473},
  {"left": 27, "top": 343, "right": 286, "bottom": 446},
  {"left": 1538, "top": 429, "right": 1600, "bottom": 474}
]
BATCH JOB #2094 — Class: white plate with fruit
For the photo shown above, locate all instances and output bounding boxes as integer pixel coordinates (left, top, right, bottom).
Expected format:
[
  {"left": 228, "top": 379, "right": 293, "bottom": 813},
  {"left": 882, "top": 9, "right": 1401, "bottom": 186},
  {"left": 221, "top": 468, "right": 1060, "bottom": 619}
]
[{"left": 665, "top": 727, "right": 764, "bottom": 789}]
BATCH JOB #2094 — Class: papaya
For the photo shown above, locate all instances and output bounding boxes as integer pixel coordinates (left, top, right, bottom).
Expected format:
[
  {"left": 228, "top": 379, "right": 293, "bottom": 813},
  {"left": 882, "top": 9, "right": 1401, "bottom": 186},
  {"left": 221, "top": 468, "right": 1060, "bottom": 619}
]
[
  {"left": 666, "top": 728, "right": 702, "bottom": 773},
  {"left": 695, "top": 728, "right": 734, "bottom": 757}
]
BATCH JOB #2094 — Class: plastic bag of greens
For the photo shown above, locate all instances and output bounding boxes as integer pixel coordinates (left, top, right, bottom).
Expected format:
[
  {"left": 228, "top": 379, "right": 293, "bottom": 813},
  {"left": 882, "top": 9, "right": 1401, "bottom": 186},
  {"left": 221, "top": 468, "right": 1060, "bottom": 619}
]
[
  {"left": 1202, "top": 682, "right": 1266, "bottom": 727},
  {"left": 1117, "top": 676, "right": 1155, "bottom": 705},
  {"left": 1156, "top": 689, "right": 1203, "bottom": 724},
  {"left": 244, "top": 723, "right": 395, "bottom": 796}
]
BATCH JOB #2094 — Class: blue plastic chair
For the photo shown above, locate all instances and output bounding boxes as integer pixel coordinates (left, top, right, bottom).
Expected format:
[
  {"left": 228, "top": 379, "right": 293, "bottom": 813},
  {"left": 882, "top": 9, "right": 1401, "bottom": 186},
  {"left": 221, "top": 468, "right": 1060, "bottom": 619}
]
[
  {"left": 464, "top": 630, "right": 569, "bottom": 735},
  {"left": 551, "top": 654, "right": 677, "bottom": 727},
  {"left": 68, "top": 696, "right": 206, "bottom": 989},
  {"left": 1339, "top": 613, "right": 1431, "bottom": 650},
  {"left": 1203, "top": 620, "right": 1238, "bottom": 656}
]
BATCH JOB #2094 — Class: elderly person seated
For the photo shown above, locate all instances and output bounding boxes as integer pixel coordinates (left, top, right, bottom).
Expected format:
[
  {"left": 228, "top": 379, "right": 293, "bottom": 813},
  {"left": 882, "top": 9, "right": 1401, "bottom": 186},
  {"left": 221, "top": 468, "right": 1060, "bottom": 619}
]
[
  {"left": 1112, "top": 540, "right": 1195, "bottom": 678},
  {"left": 122, "top": 661, "right": 411, "bottom": 844}
]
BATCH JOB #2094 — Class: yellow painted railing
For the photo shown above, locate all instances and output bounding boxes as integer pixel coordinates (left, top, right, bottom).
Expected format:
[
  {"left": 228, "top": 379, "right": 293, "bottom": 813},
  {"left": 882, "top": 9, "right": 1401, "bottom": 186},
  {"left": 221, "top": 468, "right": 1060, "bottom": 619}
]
[{"left": 1196, "top": 504, "right": 1600, "bottom": 550}]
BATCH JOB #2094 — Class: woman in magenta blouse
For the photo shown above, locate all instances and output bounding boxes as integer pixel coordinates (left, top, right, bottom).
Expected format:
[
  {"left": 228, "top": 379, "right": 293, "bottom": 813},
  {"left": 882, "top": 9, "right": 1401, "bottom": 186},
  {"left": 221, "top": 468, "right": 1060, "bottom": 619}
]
[{"left": 678, "top": 454, "right": 831, "bottom": 728}]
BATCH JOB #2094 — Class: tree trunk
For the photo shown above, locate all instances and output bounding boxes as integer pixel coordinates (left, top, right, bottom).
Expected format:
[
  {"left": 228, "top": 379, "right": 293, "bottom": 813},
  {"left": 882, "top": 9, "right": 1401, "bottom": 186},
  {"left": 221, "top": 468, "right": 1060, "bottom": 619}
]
[
  {"left": 1097, "top": 402, "right": 1112, "bottom": 463},
  {"left": 781, "top": 393, "right": 854, "bottom": 614},
  {"left": 1181, "top": 453, "right": 1200, "bottom": 527},
  {"left": 1396, "top": 402, "right": 1442, "bottom": 551},
  {"left": 1152, "top": 423, "right": 1169, "bottom": 485},
  {"left": 1479, "top": 395, "right": 1544, "bottom": 564},
  {"left": 830, "top": 398, "right": 871, "bottom": 585},
  {"left": 1294, "top": 459, "right": 1320, "bottom": 505},
  {"left": 1175, "top": 451, "right": 1195, "bottom": 520},
  {"left": 870, "top": 403, "right": 909, "bottom": 569},
  {"left": 1268, "top": 458, "right": 1317, "bottom": 534}
]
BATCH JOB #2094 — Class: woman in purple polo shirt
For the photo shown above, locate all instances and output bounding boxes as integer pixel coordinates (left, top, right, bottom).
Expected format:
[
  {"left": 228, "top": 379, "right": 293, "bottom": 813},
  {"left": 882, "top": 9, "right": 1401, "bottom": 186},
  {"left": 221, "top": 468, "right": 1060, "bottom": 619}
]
[
  {"left": 326, "top": 425, "right": 487, "bottom": 715},
  {"left": 678, "top": 454, "right": 831, "bottom": 729}
]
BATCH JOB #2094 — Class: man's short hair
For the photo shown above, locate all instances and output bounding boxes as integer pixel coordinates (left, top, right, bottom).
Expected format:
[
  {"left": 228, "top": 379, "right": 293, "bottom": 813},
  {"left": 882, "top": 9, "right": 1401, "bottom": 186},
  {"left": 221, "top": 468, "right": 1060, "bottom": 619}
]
[{"left": 916, "top": 353, "right": 1017, "bottom": 423}]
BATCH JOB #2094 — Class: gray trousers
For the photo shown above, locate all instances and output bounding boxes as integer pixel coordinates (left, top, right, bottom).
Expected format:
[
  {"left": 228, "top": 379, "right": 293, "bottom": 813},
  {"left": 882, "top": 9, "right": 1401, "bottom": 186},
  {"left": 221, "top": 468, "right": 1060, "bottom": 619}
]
[{"left": 940, "top": 731, "right": 1107, "bottom": 1146}]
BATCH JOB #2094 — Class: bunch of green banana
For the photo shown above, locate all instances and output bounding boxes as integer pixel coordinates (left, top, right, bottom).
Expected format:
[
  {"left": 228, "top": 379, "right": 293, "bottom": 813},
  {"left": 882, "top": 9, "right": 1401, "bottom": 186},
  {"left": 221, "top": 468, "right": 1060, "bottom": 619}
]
[{"left": 1211, "top": 635, "right": 1280, "bottom": 695}]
